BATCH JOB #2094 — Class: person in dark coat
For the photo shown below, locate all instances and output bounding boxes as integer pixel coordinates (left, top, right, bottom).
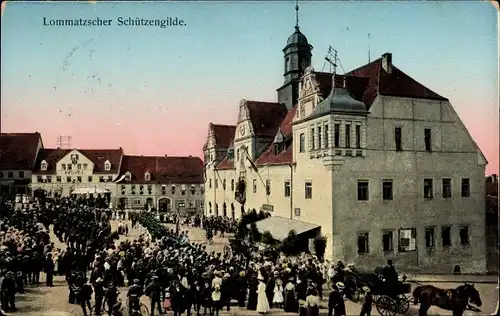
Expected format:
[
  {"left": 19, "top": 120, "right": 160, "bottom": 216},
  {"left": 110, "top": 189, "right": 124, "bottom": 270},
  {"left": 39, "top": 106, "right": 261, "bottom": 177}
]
[
  {"left": 171, "top": 280, "right": 185, "bottom": 316},
  {"left": 266, "top": 272, "right": 276, "bottom": 307},
  {"left": 220, "top": 273, "right": 232, "bottom": 312},
  {"left": 0, "top": 272, "right": 16, "bottom": 312},
  {"left": 44, "top": 253, "right": 54, "bottom": 287},
  {"left": 284, "top": 278, "right": 298, "bottom": 313},
  {"left": 79, "top": 279, "right": 93, "bottom": 316},
  {"left": 246, "top": 275, "right": 259, "bottom": 311},
  {"left": 328, "top": 282, "right": 346, "bottom": 316},
  {"left": 93, "top": 278, "right": 105, "bottom": 316},
  {"left": 105, "top": 282, "right": 119, "bottom": 316},
  {"left": 145, "top": 275, "right": 163, "bottom": 316},
  {"left": 235, "top": 271, "right": 247, "bottom": 307},
  {"left": 359, "top": 286, "right": 373, "bottom": 316},
  {"left": 201, "top": 280, "right": 212, "bottom": 315}
]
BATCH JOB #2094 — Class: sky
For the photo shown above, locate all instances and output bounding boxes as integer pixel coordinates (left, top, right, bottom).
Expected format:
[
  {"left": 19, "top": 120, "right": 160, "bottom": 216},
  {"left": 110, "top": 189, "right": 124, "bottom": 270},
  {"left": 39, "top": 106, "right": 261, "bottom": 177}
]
[{"left": 1, "top": 1, "right": 498, "bottom": 174}]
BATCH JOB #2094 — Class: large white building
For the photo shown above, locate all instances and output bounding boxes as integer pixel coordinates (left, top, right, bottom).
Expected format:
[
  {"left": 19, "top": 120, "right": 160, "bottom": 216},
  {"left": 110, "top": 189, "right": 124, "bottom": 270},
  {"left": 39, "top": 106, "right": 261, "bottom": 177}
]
[{"left": 203, "top": 22, "right": 488, "bottom": 273}]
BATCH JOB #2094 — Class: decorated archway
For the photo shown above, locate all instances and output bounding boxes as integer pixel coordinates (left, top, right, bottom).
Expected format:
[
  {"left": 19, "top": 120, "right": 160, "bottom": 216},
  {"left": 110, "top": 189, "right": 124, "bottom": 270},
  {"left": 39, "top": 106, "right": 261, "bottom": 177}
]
[{"left": 157, "top": 197, "right": 172, "bottom": 212}]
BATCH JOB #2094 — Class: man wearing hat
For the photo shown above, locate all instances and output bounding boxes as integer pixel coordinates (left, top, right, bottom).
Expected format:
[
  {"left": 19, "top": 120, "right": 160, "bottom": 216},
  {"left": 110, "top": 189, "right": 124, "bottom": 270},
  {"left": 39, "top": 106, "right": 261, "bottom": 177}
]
[
  {"left": 105, "top": 281, "right": 119, "bottom": 316},
  {"left": 127, "top": 279, "right": 143, "bottom": 315},
  {"left": 93, "top": 277, "right": 105, "bottom": 316},
  {"left": 328, "top": 282, "right": 346, "bottom": 316},
  {"left": 360, "top": 286, "right": 372, "bottom": 316},
  {"left": 145, "top": 275, "right": 163, "bottom": 316}
]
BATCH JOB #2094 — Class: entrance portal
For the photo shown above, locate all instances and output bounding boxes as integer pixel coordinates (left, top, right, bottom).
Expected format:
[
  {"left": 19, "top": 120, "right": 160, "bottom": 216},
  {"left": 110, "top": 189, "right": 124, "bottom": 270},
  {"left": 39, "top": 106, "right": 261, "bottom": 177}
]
[{"left": 158, "top": 197, "right": 172, "bottom": 212}]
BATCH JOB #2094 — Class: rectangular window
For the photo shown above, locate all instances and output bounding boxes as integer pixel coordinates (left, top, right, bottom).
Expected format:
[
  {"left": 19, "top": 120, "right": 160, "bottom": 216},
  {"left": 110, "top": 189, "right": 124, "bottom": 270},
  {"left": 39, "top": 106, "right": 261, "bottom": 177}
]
[
  {"left": 382, "top": 180, "right": 393, "bottom": 200},
  {"left": 209, "top": 179, "right": 212, "bottom": 189},
  {"left": 424, "top": 128, "right": 432, "bottom": 151},
  {"left": 305, "top": 181, "right": 312, "bottom": 199},
  {"left": 215, "top": 179, "right": 218, "bottom": 189},
  {"left": 345, "top": 124, "right": 351, "bottom": 148},
  {"left": 77, "top": 176, "right": 82, "bottom": 183},
  {"left": 46, "top": 176, "right": 52, "bottom": 183},
  {"left": 223, "top": 179, "right": 226, "bottom": 190},
  {"left": 7, "top": 172, "right": 13, "bottom": 178},
  {"left": 99, "top": 176, "right": 104, "bottom": 183},
  {"left": 358, "top": 233, "right": 369, "bottom": 254},
  {"left": 334, "top": 124, "right": 340, "bottom": 147},
  {"left": 294, "top": 208, "right": 301, "bottom": 216},
  {"left": 62, "top": 164, "right": 66, "bottom": 170},
  {"left": 66, "top": 176, "right": 71, "bottom": 183},
  {"left": 88, "top": 176, "right": 93, "bottom": 182},
  {"left": 37, "top": 176, "right": 42, "bottom": 183},
  {"left": 357, "top": 180, "right": 369, "bottom": 201},
  {"left": 382, "top": 231, "right": 394, "bottom": 252},
  {"left": 231, "top": 179, "right": 234, "bottom": 191},
  {"left": 442, "top": 226, "right": 451, "bottom": 247},
  {"left": 425, "top": 227, "right": 435, "bottom": 248},
  {"left": 324, "top": 124, "right": 329, "bottom": 148},
  {"left": 461, "top": 178, "right": 470, "bottom": 197},
  {"left": 460, "top": 226, "right": 470, "bottom": 245},
  {"left": 424, "top": 179, "right": 433, "bottom": 199},
  {"left": 67, "top": 164, "right": 72, "bottom": 170},
  {"left": 442, "top": 178, "right": 452, "bottom": 198},
  {"left": 19, "top": 171, "right": 24, "bottom": 178},
  {"left": 266, "top": 179, "right": 271, "bottom": 196},
  {"left": 355, "top": 125, "right": 361, "bottom": 149},
  {"left": 317, "top": 126, "right": 322, "bottom": 149},
  {"left": 77, "top": 164, "right": 82, "bottom": 170},
  {"left": 56, "top": 176, "right": 61, "bottom": 183},
  {"left": 253, "top": 179, "right": 257, "bottom": 193},
  {"left": 311, "top": 127, "right": 315, "bottom": 150},
  {"left": 284, "top": 181, "right": 291, "bottom": 197},
  {"left": 395, "top": 127, "right": 402, "bottom": 151},
  {"left": 83, "top": 163, "right": 88, "bottom": 169},
  {"left": 299, "top": 133, "right": 305, "bottom": 152}
]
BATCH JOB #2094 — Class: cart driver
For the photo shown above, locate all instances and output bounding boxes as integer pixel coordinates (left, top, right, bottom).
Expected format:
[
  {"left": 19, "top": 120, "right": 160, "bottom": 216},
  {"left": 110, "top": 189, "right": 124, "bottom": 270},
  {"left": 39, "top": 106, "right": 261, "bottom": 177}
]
[{"left": 382, "top": 260, "right": 398, "bottom": 297}]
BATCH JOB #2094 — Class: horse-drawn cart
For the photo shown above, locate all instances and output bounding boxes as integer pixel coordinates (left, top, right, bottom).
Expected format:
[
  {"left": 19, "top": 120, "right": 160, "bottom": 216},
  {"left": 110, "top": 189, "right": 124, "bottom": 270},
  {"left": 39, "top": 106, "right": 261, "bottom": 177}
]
[{"left": 343, "top": 265, "right": 411, "bottom": 316}]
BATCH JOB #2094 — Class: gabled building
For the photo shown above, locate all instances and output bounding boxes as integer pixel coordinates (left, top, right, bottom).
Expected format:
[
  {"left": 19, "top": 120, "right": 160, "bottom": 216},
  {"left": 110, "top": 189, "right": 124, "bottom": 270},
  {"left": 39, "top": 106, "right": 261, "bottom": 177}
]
[
  {"left": 115, "top": 155, "right": 204, "bottom": 214},
  {"left": 0, "top": 132, "right": 44, "bottom": 196},
  {"left": 31, "top": 148, "right": 124, "bottom": 199},
  {"left": 203, "top": 16, "right": 488, "bottom": 273}
]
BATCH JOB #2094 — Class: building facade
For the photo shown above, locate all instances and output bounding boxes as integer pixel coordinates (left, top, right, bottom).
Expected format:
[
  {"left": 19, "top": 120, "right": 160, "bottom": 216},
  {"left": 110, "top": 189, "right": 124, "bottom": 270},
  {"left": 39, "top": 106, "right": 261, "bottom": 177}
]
[
  {"left": 0, "top": 133, "right": 43, "bottom": 196},
  {"left": 115, "top": 155, "right": 204, "bottom": 214},
  {"left": 203, "top": 21, "right": 488, "bottom": 273},
  {"left": 31, "top": 148, "right": 124, "bottom": 200}
]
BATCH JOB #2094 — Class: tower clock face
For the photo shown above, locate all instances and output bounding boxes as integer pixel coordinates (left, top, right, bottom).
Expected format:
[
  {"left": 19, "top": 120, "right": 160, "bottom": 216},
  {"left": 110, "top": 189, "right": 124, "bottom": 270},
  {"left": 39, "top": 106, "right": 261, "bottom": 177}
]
[{"left": 240, "top": 125, "right": 245, "bottom": 136}]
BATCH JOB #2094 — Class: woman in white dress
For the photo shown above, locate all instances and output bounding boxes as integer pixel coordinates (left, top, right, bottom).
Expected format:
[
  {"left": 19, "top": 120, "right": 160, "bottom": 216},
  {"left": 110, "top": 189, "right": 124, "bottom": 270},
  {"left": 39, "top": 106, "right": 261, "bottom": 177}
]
[{"left": 256, "top": 277, "right": 271, "bottom": 314}]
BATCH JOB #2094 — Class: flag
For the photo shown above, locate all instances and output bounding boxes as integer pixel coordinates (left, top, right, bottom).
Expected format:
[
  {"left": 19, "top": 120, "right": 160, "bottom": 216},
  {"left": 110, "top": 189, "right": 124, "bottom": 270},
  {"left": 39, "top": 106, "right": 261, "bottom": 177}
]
[
  {"left": 203, "top": 159, "right": 218, "bottom": 182},
  {"left": 245, "top": 150, "right": 259, "bottom": 173},
  {"left": 113, "top": 174, "right": 126, "bottom": 183}
]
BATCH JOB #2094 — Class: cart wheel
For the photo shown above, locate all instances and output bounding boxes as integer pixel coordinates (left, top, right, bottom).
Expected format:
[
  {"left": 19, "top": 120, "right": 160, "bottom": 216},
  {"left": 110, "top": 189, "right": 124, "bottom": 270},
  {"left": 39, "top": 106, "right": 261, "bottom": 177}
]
[
  {"left": 376, "top": 296, "right": 397, "bottom": 316},
  {"left": 397, "top": 294, "right": 410, "bottom": 314}
]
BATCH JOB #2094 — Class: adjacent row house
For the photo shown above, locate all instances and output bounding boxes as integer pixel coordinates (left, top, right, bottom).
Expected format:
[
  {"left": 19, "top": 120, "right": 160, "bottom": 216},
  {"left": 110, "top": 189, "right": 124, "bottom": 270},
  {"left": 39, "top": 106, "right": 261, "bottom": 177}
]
[{"left": 203, "top": 19, "right": 488, "bottom": 273}]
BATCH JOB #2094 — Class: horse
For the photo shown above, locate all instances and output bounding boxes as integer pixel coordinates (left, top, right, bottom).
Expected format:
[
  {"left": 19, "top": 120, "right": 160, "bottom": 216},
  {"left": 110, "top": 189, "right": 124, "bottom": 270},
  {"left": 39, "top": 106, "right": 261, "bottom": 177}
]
[{"left": 412, "top": 283, "right": 482, "bottom": 316}]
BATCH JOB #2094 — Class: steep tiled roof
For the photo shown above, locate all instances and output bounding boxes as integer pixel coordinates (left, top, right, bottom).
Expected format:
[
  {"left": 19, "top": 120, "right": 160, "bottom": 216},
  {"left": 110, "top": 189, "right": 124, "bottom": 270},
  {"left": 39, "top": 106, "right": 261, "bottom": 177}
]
[
  {"left": 216, "top": 157, "right": 235, "bottom": 170},
  {"left": 119, "top": 155, "right": 204, "bottom": 184},
  {"left": 255, "top": 106, "right": 297, "bottom": 166},
  {"left": 345, "top": 57, "right": 447, "bottom": 106},
  {"left": 0, "top": 132, "right": 42, "bottom": 170},
  {"left": 212, "top": 124, "right": 236, "bottom": 149},
  {"left": 246, "top": 101, "right": 288, "bottom": 136},
  {"left": 33, "top": 148, "right": 123, "bottom": 174}
]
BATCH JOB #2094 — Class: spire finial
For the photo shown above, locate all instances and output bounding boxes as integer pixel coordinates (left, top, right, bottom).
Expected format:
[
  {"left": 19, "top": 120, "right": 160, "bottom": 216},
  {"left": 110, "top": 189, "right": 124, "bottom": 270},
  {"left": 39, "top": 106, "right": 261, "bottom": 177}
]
[{"left": 295, "top": 0, "right": 299, "bottom": 30}]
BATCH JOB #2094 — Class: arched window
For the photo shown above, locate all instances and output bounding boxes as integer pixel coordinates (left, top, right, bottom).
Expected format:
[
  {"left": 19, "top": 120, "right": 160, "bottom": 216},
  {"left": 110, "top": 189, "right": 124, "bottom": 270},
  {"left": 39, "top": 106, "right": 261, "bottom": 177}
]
[
  {"left": 209, "top": 202, "right": 212, "bottom": 214},
  {"left": 215, "top": 204, "right": 219, "bottom": 216},
  {"left": 223, "top": 203, "right": 227, "bottom": 217}
]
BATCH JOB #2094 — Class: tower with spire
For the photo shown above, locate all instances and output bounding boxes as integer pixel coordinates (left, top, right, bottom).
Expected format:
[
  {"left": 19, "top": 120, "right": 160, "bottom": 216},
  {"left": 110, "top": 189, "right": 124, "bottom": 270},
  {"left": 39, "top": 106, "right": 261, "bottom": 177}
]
[{"left": 277, "top": 0, "right": 313, "bottom": 111}]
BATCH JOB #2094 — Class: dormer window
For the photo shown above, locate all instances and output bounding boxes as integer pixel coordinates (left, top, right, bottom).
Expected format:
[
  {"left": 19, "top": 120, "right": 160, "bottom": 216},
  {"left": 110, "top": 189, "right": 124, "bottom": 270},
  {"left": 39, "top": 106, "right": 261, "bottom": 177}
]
[
  {"left": 104, "top": 160, "right": 111, "bottom": 171},
  {"left": 41, "top": 160, "right": 48, "bottom": 171},
  {"left": 190, "top": 185, "right": 196, "bottom": 195},
  {"left": 125, "top": 171, "right": 132, "bottom": 181},
  {"left": 144, "top": 171, "right": 151, "bottom": 181},
  {"left": 274, "top": 143, "right": 285, "bottom": 155}
]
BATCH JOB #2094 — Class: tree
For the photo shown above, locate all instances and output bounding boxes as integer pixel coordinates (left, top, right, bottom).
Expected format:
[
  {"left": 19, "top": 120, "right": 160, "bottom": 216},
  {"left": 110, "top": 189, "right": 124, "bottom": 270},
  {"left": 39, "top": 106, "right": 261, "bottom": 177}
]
[
  {"left": 313, "top": 235, "right": 328, "bottom": 262},
  {"left": 281, "top": 229, "right": 300, "bottom": 256},
  {"left": 261, "top": 231, "right": 277, "bottom": 246}
]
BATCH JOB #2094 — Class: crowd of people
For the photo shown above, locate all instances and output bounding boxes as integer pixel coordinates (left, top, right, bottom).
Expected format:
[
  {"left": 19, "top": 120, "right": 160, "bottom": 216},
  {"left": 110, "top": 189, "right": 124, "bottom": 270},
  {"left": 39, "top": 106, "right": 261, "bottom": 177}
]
[{"left": 0, "top": 193, "right": 403, "bottom": 316}]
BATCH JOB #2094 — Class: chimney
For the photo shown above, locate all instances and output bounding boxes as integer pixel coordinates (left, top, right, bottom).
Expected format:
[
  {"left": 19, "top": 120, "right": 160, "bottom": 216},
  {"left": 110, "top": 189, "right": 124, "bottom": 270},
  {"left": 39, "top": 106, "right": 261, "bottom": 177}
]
[{"left": 382, "top": 53, "right": 392, "bottom": 74}]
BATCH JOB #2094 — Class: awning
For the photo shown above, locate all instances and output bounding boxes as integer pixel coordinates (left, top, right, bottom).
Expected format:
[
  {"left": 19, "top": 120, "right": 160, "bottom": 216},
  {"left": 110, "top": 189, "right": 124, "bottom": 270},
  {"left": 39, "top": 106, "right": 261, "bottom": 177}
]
[
  {"left": 71, "top": 187, "right": 110, "bottom": 195},
  {"left": 247, "top": 216, "right": 320, "bottom": 241}
]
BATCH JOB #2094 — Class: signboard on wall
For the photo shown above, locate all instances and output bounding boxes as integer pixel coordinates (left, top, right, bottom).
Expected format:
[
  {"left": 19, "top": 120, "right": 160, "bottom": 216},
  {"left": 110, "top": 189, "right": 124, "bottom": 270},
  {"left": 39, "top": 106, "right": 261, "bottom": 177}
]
[
  {"left": 399, "top": 228, "right": 416, "bottom": 252},
  {"left": 261, "top": 204, "right": 274, "bottom": 212},
  {"left": 64, "top": 170, "right": 83, "bottom": 176}
]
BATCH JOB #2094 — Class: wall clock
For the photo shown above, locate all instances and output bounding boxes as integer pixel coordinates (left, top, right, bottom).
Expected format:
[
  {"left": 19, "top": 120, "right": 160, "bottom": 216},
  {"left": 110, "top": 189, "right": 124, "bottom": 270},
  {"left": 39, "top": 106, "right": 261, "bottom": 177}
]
[{"left": 240, "top": 125, "right": 245, "bottom": 136}]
